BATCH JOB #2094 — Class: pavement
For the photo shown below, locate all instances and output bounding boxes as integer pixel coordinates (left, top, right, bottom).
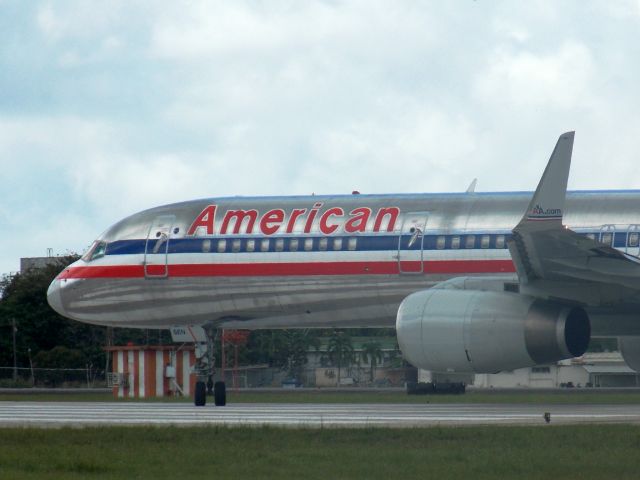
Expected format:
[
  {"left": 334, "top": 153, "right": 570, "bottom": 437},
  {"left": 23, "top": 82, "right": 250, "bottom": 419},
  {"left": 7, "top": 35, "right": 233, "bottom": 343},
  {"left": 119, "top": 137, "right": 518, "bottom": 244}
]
[{"left": 1, "top": 402, "right": 640, "bottom": 428}]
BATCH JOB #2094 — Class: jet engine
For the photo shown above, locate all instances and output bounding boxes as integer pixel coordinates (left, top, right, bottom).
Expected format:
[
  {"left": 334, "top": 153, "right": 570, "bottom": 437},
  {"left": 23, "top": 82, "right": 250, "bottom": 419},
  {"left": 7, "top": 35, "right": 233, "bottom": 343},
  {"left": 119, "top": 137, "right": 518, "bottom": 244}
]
[
  {"left": 396, "top": 289, "right": 590, "bottom": 373},
  {"left": 619, "top": 337, "right": 640, "bottom": 372}
]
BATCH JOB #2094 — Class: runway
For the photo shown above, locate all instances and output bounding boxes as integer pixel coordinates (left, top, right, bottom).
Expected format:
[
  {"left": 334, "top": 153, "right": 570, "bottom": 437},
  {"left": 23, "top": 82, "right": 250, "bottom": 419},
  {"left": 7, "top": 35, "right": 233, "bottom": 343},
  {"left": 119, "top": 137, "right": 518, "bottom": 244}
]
[{"left": 1, "top": 402, "right": 640, "bottom": 427}]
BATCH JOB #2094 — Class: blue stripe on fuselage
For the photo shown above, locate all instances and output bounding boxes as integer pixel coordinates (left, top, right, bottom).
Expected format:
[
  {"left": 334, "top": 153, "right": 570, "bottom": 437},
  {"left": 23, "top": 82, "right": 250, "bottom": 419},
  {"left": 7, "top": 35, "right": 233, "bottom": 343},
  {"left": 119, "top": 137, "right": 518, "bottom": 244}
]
[{"left": 104, "top": 230, "right": 632, "bottom": 256}]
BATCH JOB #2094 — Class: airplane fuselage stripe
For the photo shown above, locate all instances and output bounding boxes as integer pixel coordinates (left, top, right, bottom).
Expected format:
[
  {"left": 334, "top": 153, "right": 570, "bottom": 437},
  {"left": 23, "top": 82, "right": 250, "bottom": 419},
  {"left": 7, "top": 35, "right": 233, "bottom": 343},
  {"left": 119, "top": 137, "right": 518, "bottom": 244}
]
[{"left": 58, "top": 259, "right": 516, "bottom": 279}]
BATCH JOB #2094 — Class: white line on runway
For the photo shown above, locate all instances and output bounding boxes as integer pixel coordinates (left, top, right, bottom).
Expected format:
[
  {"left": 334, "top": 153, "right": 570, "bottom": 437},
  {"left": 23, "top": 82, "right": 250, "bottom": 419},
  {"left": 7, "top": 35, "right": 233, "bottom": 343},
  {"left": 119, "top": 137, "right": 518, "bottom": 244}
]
[{"left": 1, "top": 402, "right": 640, "bottom": 428}]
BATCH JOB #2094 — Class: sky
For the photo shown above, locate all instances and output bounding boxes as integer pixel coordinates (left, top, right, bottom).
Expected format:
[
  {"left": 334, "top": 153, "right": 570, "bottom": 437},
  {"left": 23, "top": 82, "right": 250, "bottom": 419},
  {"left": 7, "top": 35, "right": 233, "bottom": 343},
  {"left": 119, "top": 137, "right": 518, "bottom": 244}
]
[{"left": 1, "top": 1, "right": 640, "bottom": 274}]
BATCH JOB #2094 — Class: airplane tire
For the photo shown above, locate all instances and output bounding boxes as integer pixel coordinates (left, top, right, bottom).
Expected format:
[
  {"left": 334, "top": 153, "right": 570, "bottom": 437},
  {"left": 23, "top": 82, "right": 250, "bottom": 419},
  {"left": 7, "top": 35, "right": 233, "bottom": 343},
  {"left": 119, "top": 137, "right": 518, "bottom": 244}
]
[
  {"left": 195, "top": 381, "right": 207, "bottom": 407},
  {"left": 214, "top": 381, "right": 226, "bottom": 406}
]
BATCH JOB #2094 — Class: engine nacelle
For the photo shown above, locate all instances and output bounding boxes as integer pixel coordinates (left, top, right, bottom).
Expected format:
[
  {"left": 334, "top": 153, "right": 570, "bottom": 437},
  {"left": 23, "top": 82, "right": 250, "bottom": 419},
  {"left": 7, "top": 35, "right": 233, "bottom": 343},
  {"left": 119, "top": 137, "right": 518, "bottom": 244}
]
[
  {"left": 396, "top": 289, "right": 590, "bottom": 373},
  {"left": 619, "top": 337, "right": 640, "bottom": 372}
]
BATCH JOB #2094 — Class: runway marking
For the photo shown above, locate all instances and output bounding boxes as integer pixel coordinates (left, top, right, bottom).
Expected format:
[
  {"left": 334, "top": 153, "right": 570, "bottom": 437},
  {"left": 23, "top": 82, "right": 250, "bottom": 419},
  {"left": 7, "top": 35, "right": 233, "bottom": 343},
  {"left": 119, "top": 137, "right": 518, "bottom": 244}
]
[{"left": 2, "top": 402, "right": 640, "bottom": 428}]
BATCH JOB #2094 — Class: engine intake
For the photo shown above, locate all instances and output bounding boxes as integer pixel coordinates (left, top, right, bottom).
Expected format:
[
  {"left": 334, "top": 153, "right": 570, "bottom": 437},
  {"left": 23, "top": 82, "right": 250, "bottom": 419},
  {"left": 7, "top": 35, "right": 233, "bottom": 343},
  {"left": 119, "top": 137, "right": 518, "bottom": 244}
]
[{"left": 396, "top": 289, "right": 590, "bottom": 373}]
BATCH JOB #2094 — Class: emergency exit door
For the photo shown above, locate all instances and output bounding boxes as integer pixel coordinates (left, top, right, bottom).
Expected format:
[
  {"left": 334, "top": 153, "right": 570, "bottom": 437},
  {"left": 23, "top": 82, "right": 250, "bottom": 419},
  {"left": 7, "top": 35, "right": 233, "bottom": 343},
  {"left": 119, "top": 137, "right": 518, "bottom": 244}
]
[{"left": 397, "top": 212, "right": 428, "bottom": 274}]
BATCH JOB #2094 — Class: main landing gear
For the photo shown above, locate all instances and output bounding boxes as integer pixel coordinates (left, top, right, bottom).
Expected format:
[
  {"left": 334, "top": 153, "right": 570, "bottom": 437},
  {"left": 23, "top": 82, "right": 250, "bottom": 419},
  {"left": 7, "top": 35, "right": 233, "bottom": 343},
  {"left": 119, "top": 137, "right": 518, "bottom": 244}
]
[{"left": 192, "top": 327, "right": 226, "bottom": 407}]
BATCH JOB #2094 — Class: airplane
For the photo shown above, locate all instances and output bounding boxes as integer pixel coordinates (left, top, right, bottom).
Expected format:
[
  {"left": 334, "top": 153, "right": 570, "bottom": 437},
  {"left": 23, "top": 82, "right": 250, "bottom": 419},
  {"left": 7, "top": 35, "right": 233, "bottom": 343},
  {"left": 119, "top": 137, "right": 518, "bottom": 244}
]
[{"left": 47, "top": 131, "right": 640, "bottom": 406}]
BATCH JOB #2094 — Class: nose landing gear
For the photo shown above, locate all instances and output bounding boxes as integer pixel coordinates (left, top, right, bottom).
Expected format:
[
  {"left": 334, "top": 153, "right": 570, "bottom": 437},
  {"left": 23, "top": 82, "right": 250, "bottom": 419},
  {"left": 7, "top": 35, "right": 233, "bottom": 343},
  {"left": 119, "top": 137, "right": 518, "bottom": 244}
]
[{"left": 173, "top": 325, "right": 226, "bottom": 407}]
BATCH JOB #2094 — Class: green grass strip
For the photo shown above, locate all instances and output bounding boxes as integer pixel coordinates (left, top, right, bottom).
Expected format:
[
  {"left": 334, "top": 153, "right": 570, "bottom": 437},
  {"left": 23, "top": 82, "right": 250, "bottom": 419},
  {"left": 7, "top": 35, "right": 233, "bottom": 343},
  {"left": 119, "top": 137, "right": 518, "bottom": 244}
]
[{"left": 0, "top": 424, "right": 639, "bottom": 479}]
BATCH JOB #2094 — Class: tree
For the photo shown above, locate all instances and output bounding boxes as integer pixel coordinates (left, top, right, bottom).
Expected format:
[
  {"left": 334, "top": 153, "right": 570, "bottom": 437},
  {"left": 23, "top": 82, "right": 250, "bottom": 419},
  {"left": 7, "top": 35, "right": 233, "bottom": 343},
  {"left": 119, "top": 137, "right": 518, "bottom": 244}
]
[
  {"left": 33, "top": 346, "right": 86, "bottom": 387},
  {"left": 360, "top": 341, "right": 384, "bottom": 384},
  {"left": 327, "top": 330, "right": 354, "bottom": 386},
  {"left": 281, "top": 330, "right": 320, "bottom": 379},
  {"left": 246, "top": 329, "right": 320, "bottom": 379},
  {"left": 0, "top": 256, "right": 169, "bottom": 384},
  {"left": 0, "top": 256, "right": 88, "bottom": 369}
]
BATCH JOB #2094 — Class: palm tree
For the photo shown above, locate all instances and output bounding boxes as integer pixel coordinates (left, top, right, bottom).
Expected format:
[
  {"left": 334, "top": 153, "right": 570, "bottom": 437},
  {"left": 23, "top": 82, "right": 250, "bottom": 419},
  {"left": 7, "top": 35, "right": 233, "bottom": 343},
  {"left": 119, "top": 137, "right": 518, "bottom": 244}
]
[
  {"left": 327, "top": 330, "right": 354, "bottom": 386},
  {"left": 282, "top": 329, "right": 320, "bottom": 380},
  {"left": 360, "top": 341, "right": 384, "bottom": 384}
]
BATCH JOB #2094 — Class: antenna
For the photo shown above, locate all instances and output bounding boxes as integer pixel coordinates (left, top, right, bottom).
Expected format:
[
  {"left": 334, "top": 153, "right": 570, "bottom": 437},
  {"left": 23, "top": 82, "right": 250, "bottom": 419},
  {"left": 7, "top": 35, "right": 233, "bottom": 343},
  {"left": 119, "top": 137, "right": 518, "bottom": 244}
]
[{"left": 466, "top": 179, "right": 477, "bottom": 194}]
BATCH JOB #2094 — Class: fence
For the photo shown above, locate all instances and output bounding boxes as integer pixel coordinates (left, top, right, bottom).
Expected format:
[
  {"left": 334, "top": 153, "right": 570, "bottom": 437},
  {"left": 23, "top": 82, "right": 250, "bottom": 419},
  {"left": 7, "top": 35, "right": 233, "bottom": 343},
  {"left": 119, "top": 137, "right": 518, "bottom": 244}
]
[
  {"left": 219, "top": 365, "right": 409, "bottom": 389},
  {"left": 0, "top": 365, "right": 409, "bottom": 390},
  {"left": 0, "top": 366, "right": 105, "bottom": 388}
]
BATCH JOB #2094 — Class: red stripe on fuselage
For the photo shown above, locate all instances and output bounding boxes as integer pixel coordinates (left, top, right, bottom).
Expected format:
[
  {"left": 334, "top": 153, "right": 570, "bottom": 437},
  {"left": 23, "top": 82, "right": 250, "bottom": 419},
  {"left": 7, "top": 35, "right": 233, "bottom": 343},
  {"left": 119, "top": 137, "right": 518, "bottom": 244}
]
[{"left": 57, "top": 260, "right": 515, "bottom": 279}]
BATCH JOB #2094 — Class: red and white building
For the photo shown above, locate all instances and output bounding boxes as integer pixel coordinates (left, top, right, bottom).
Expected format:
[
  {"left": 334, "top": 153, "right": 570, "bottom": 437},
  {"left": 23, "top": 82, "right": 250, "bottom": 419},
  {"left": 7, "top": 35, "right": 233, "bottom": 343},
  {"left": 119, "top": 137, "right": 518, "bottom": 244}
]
[{"left": 106, "top": 345, "right": 196, "bottom": 398}]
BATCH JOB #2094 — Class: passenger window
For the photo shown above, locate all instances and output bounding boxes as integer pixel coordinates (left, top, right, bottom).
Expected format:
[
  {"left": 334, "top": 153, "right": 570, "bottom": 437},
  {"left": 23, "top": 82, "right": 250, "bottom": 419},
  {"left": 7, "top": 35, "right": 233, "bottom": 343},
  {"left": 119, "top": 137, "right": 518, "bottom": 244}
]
[
  {"left": 436, "top": 236, "right": 445, "bottom": 250},
  {"left": 601, "top": 232, "right": 613, "bottom": 245},
  {"left": 261, "top": 239, "right": 270, "bottom": 252},
  {"left": 465, "top": 235, "right": 475, "bottom": 249},
  {"left": 629, "top": 233, "right": 639, "bottom": 247},
  {"left": 495, "top": 235, "right": 505, "bottom": 249},
  {"left": 348, "top": 238, "right": 357, "bottom": 251},
  {"left": 586, "top": 233, "right": 595, "bottom": 241},
  {"left": 217, "top": 239, "right": 226, "bottom": 253},
  {"left": 451, "top": 236, "right": 460, "bottom": 249},
  {"left": 481, "top": 235, "right": 490, "bottom": 249},
  {"left": 333, "top": 238, "right": 343, "bottom": 250},
  {"left": 289, "top": 239, "right": 299, "bottom": 252},
  {"left": 246, "top": 239, "right": 255, "bottom": 252},
  {"left": 275, "top": 238, "right": 284, "bottom": 252},
  {"left": 202, "top": 239, "right": 211, "bottom": 253},
  {"left": 304, "top": 238, "right": 314, "bottom": 251},
  {"left": 319, "top": 238, "right": 328, "bottom": 251},
  {"left": 232, "top": 239, "right": 241, "bottom": 253}
]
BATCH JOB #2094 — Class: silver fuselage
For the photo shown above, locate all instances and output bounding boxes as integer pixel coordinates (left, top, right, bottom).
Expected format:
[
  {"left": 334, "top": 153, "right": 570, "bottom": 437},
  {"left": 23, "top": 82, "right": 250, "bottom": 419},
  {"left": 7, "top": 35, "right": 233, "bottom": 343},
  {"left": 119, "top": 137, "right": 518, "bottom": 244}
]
[{"left": 47, "top": 191, "right": 640, "bottom": 331}]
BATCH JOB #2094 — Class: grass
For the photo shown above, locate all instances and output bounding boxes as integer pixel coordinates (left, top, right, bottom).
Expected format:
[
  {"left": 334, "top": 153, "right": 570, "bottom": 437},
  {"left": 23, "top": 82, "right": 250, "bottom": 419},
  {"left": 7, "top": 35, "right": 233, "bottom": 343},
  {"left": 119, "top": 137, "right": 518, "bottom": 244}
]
[
  {"left": 1, "top": 424, "right": 640, "bottom": 479},
  {"left": 3, "top": 389, "right": 640, "bottom": 404}
]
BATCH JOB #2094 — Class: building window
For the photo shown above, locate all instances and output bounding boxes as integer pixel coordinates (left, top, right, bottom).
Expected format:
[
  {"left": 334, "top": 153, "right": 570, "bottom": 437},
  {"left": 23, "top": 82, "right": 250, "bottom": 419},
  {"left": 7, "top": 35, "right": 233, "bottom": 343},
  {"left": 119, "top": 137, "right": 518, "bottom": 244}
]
[
  {"left": 261, "top": 239, "right": 270, "bottom": 252},
  {"left": 289, "top": 239, "right": 299, "bottom": 252},
  {"left": 531, "top": 366, "right": 551, "bottom": 374},
  {"left": 465, "top": 235, "right": 475, "bottom": 249},
  {"left": 246, "top": 239, "right": 255, "bottom": 252},
  {"left": 217, "top": 239, "right": 226, "bottom": 253},
  {"left": 333, "top": 238, "right": 343, "bottom": 250},
  {"left": 451, "top": 236, "right": 460, "bottom": 249}
]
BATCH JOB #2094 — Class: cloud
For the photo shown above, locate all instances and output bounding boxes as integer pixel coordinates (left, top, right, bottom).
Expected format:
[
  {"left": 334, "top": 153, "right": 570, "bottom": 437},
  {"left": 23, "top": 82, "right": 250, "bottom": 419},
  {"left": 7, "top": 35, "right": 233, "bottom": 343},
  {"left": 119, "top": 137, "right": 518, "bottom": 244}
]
[
  {"left": 474, "top": 42, "right": 596, "bottom": 110},
  {"left": 302, "top": 106, "right": 478, "bottom": 194},
  {"left": 35, "top": 1, "right": 130, "bottom": 42},
  {"left": 2, "top": 1, "right": 640, "bottom": 275},
  {"left": 149, "top": 1, "right": 439, "bottom": 61}
]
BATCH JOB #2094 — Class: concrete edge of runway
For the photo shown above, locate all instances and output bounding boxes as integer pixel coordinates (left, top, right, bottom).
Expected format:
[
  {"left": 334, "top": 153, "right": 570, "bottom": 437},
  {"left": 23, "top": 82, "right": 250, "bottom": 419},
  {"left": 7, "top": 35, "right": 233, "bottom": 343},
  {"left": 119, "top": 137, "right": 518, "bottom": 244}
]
[
  {"left": 2, "top": 401, "right": 640, "bottom": 429},
  {"left": 3, "top": 386, "right": 640, "bottom": 395}
]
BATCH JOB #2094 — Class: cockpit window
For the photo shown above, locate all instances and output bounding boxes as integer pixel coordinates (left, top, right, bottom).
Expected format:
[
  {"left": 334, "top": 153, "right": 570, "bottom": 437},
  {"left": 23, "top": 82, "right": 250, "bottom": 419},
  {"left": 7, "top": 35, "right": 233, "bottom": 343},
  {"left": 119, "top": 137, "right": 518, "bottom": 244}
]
[{"left": 82, "top": 241, "right": 107, "bottom": 262}]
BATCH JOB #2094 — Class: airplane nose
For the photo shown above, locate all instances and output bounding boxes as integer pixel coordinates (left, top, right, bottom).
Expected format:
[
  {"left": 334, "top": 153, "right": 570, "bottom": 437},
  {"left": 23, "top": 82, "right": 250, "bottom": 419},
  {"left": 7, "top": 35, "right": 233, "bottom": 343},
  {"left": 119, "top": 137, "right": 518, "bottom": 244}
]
[{"left": 47, "top": 280, "right": 66, "bottom": 317}]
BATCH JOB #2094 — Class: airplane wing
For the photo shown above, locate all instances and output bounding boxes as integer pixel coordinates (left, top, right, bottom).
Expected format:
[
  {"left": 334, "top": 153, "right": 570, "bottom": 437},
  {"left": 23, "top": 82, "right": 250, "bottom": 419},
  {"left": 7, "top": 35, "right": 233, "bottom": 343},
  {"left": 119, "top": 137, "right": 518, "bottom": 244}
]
[{"left": 507, "top": 132, "right": 640, "bottom": 302}]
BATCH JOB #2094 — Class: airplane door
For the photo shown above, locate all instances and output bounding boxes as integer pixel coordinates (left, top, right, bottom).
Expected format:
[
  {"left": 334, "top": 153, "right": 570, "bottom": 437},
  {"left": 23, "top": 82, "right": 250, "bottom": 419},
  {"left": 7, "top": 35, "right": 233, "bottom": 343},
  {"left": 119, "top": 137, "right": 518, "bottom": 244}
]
[
  {"left": 144, "top": 215, "right": 175, "bottom": 278},
  {"left": 398, "top": 212, "right": 428, "bottom": 274},
  {"left": 627, "top": 225, "right": 640, "bottom": 256},
  {"left": 599, "top": 224, "right": 615, "bottom": 248}
]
